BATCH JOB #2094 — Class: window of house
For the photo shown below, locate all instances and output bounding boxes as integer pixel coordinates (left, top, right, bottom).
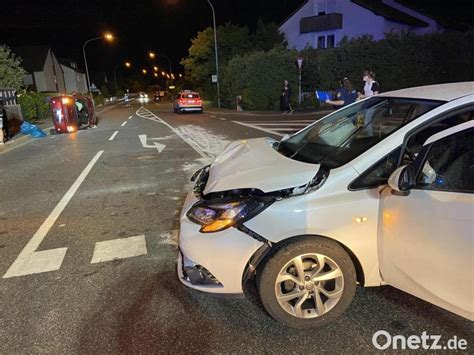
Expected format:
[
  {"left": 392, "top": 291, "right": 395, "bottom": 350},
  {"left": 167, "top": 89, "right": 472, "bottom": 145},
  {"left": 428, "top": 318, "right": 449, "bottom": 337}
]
[
  {"left": 327, "top": 35, "right": 335, "bottom": 48},
  {"left": 317, "top": 36, "right": 326, "bottom": 49}
]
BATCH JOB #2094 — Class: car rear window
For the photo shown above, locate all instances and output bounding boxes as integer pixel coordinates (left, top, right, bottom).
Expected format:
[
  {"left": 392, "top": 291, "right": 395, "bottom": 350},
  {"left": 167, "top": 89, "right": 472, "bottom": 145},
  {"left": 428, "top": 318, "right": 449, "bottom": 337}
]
[{"left": 182, "top": 94, "right": 199, "bottom": 99}]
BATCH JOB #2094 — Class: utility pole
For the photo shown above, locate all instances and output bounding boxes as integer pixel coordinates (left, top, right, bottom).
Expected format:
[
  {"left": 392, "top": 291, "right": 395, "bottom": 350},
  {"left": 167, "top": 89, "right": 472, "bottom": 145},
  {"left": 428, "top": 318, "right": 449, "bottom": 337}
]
[{"left": 207, "top": 0, "right": 221, "bottom": 108}]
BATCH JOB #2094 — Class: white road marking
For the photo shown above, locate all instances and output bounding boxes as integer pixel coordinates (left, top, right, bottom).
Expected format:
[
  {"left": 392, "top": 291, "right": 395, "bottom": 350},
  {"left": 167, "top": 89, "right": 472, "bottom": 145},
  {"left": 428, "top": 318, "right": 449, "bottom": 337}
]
[
  {"left": 254, "top": 122, "right": 309, "bottom": 126},
  {"left": 135, "top": 107, "right": 210, "bottom": 159},
  {"left": 210, "top": 115, "right": 216, "bottom": 118},
  {"left": 3, "top": 150, "right": 104, "bottom": 278},
  {"left": 218, "top": 117, "right": 227, "bottom": 121},
  {"left": 232, "top": 120, "right": 284, "bottom": 137},
  {"left": 108, "top": 131, "right": 119, "bottom": 141},
  {"left": 138, "top": 134, "right": 166, "bottom": 153},
  {"left": 91, "top": 235, "right": 147, "bottom": 263},
  {"left": 121, "top": 121, "right": 127, "bottom": 127},
  {"left": 128, "top": 115, "right": 133, "bottom": 120},
  {"left": 244, "top": 120, "right": 314, "bottom": 123}
]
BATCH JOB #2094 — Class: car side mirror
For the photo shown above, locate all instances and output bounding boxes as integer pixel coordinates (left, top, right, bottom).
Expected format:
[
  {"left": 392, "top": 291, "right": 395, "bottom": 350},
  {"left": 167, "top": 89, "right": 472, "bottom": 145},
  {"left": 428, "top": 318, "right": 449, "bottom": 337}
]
[
  {"left": 281, "top": 134, "right": 290, "bottom": 142},
  {"left": 388, "top": 165, "right": 415, "bottom": 194}
]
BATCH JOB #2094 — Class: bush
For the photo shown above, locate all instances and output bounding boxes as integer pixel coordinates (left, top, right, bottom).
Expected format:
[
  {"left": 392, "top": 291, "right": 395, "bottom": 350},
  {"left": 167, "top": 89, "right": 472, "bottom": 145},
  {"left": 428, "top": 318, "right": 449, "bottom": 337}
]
[
  {"left": 300, "top": 31, "right": 474, "bottom": 93},
  {"left": 222, "top": 47, "right": 299, "bottom": 110},
  {"left": 17, "top": 91, "right": 51, "bottom": 122},
  {"left": 93, "top": 94, "right": 105, "bottom": 106}
]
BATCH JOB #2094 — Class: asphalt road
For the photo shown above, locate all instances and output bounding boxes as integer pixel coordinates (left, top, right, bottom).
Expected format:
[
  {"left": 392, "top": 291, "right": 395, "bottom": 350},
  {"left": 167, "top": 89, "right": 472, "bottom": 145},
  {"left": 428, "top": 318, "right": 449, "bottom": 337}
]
[{"left": 0, "top": 100, "right": 471, "bottom": 353}]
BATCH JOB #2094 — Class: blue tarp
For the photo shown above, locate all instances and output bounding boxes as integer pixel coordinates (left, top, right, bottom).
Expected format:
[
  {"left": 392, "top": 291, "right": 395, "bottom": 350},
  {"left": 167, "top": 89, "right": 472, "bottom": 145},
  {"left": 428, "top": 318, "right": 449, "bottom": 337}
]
[{"left": 20, "top": 121, "right": 47, "bottom": 138}]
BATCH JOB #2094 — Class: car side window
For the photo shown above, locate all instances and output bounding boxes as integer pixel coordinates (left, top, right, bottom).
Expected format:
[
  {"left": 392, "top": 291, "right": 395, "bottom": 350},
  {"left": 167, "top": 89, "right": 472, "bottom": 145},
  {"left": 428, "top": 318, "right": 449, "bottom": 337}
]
[
  {"left": 403, "top": 110, "right": 473, "bottom": 165},
  {"left": 350, "top": 147, "right": 402, "bottom": 190},
  {"left": 416, "top": 128, "right": 473, "bottom": 193}
]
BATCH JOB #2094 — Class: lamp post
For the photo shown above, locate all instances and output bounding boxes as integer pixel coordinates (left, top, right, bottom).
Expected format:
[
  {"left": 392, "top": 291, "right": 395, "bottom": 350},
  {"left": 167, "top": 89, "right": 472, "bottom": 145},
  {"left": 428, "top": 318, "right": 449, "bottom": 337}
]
[
  {"left": 207, "top": 0, "right": 220, "bottom": 108},
  {"left": 82, "top": 33, "right": 114, "bottom": 95},
  {"left": 114, "top": 61, "right": 131, "bottom": 92}
]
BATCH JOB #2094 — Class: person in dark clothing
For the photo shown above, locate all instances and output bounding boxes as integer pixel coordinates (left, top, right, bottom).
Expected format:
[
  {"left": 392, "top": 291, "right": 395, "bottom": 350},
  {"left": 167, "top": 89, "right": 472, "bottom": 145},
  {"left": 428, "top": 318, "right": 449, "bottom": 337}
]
[
  {"left": 0, "top": 99, "right": 9, "bottom": 143},
  {"left": 281, "top": 80, "right": 293, "bottom": 114},
  {"left": 326, "top": 77, "right": 358, "bottom": 108}
]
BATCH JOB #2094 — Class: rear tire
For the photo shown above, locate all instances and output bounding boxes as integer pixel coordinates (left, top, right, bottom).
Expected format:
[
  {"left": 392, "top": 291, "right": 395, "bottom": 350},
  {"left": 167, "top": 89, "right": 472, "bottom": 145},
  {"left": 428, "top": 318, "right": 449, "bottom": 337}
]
[{"left": 258, "top": 236, "right": 356, "bottom": 329}]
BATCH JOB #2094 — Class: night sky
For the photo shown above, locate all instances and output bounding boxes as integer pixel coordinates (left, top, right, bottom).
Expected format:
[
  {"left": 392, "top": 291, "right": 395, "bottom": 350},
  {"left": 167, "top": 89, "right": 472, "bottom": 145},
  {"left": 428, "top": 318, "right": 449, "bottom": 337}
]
[
  {"left": 2, "top": 0, "right": 472, "bottom": 79},
  {"left": 2, "top": 0, "right": 305, "bottom": 76}
]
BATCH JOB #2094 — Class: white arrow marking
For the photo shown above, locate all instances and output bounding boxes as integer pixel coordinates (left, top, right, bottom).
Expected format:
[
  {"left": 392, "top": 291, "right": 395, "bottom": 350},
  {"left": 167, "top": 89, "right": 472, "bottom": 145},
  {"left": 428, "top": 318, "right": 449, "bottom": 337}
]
[{"left": 139, "top": 134, "right": 166, "bottom": 153}]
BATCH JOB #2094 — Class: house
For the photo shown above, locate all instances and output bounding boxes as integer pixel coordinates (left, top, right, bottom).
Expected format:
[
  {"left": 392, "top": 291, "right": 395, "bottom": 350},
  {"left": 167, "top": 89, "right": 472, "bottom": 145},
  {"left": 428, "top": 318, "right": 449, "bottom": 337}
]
[
  {"left": 59, "top": 58, "right": 88, "bottom": 94},
  {"left": 13, "top": 46, "right": 66, "bottom": 93},
  {"left": 280, "top": 0, "right": 446, "bottom": 50}
]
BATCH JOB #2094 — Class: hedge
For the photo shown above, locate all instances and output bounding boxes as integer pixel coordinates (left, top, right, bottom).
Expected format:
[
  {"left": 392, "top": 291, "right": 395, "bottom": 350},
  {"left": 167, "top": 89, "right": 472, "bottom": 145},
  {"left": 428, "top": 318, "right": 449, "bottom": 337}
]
[
  {"left": 17, "top": 91, "right": 52, "bottom": 122},
  {"left": 219, "top": 30, "right": 474, "bottom": 110}
]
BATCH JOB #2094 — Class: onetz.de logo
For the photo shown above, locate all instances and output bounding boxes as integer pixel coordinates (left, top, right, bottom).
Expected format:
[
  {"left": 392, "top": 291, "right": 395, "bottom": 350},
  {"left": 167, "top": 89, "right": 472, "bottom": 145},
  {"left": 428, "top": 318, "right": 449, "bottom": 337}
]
[{"left": 372, "top": 330, "right": 468, "bottom": 350}]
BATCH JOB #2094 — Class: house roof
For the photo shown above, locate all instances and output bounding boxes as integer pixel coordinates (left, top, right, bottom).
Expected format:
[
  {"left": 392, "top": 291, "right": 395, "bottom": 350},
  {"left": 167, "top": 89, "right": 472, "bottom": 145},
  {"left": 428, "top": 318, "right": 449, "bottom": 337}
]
[
  {"left": 279, "top": 0, "right": 310, "bottom": 28},
  {"left": 351, "top": 0, "right": 429, "bottom": 27},
  {"left": 379, "top": 82, "right": 474, "bottom": 101},
  {"left": 13, "top": 46, "right": 50, "bottom": 72}
]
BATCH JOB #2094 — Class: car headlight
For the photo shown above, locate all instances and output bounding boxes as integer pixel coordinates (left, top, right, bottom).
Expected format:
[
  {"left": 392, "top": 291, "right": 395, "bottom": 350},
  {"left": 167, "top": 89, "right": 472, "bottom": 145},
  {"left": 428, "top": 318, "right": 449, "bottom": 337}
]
[{"left": 187, "top": 199, "right": 270, "bottom": 233}]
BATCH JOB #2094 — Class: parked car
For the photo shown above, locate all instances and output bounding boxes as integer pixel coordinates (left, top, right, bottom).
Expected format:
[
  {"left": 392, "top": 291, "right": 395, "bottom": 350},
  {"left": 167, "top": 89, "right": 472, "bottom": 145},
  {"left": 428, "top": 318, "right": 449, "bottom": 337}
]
[
  {"left": 153, "top": 92, "right": 161, "bottom": 102},
  {"left": 177, "top": 82, "right": 473, "bottom": 328},
  {"left": 173, "top": 91, "right": 203, "bottom": 113}
]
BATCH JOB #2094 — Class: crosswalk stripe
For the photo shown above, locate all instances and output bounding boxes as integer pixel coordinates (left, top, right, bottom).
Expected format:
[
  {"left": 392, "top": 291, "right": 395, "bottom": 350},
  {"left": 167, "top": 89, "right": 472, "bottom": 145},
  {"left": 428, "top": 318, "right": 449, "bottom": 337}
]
[
  {"left": 246, "top": 120, "right": 315, "bottom": 123},
  {"left": 232, "top": 121, "right": 284, "bottom": 137},
  {"left": 255, "top": 123, "right": 309, "bottom": 126}
]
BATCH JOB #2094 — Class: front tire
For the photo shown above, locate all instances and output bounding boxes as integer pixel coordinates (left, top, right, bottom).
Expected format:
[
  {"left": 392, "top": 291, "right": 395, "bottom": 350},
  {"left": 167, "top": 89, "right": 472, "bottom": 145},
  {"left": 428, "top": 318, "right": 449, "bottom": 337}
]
[{"left": 258, "top": 237, "right": 356, "bottom": 329}]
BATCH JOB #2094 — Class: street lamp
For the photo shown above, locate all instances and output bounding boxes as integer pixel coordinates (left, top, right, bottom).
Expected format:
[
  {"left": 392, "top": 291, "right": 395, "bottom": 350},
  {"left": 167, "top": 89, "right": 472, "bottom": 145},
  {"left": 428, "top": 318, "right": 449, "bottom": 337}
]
[
  {"left": 114, "top": 61, "right": 132, "bottom": 92},
  {"left": 142, "top": 69, "right": 148, "bottom": 75},
  {"left": 153, "top": 66, "right": 159, "bottom": 71},
  {"left": 161, "top": 71, "right": 166, "bottom": 76},
  {"left": 179, "top": 73, "right": 183, "bottom": 78},
  {"left": 82, "top": 32, "right": 114, "bottom": 95},
  {"left": 149, "top": 51, "right": 156, "bottom": 59},
  {"left": 207, "top": 0, "right": 220, "bottom": 108}
]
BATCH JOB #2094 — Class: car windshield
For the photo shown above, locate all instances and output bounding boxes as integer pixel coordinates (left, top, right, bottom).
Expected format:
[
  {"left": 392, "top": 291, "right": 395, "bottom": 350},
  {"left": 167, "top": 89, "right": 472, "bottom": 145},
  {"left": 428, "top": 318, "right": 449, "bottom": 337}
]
[{"left": 278, "top": 97, "right": 443, "bottom": 168}]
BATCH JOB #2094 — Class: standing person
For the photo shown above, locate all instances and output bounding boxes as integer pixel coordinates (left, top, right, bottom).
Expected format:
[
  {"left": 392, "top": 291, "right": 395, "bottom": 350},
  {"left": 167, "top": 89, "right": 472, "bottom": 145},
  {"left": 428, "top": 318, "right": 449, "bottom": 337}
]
[
  {"left": 326, "top": 77, "right": 358, "bottom": 108},
  {"left": 281, "top": 80, "right": 293, "bottom": 114},
  {"left": 359, "top": 70, "right": 379, "bottom": 99},
  {"left": 0, "top": 99, "right": 9, "bottom": 143}
]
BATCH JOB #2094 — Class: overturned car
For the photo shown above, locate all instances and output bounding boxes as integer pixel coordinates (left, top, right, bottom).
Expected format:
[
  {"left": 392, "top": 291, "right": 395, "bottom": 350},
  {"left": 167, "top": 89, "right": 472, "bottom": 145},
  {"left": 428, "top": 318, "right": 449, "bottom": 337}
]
[{"left": 177, "top": 83, "right": 474, "bottom": 328}]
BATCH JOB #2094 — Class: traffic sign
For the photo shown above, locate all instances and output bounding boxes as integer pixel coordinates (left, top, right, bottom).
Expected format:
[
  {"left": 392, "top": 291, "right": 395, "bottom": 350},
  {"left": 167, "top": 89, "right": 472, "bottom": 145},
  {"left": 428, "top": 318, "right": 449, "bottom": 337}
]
[
  {"left": 297, "top": 57, "right": 304, "bottom": 69},
  {"left": 212, "top": 75, "right": 218, "bottom": 83}
]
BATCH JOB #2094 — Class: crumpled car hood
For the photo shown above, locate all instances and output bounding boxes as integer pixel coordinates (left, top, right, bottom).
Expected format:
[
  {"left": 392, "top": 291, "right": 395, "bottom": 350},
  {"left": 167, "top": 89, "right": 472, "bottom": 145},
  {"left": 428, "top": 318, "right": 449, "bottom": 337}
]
[{"left": 203, "top": 137, "right": 320, "bottom": 194}]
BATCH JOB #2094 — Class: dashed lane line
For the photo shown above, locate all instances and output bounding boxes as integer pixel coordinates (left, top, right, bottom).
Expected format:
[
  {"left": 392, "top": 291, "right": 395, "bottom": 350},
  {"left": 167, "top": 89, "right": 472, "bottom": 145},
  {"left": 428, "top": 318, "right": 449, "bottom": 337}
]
[
  {"left": 218, "top": 117, "right": 227, "bottom": 121},
  {"left": 3, "top": 150, "right": 104, "bottom": 278},
  {"left": 108, "top": 131, "right": 119, "bottom": 141},
  {"left": 91, "top": 235, "right": 147, "bottom": 263},
  {"left": 121, "top": 121, "right": 127, "bottom": 127},
  {"left": 128, "top": 115, "right": 133, "bottom": 120}
]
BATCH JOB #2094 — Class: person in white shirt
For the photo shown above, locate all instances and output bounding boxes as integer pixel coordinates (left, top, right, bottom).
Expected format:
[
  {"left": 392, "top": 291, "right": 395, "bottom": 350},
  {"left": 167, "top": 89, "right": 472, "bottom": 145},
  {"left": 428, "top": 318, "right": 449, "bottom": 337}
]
[{"left": 359, "top": 70, "right": 379, "bottom": 99}]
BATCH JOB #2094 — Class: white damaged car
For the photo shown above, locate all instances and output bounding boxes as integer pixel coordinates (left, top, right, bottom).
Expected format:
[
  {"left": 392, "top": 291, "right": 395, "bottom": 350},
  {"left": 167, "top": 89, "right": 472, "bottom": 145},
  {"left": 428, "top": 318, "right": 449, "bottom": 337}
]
[{"left": 177, "top": 82, "right": 473, "bottom": 328}]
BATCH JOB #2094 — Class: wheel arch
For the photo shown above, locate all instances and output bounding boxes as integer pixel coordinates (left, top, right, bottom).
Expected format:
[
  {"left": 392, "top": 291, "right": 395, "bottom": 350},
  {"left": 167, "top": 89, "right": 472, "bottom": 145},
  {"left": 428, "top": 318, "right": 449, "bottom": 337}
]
[{"left": 243, "top": 234, "right": 365, "bottom": 292}]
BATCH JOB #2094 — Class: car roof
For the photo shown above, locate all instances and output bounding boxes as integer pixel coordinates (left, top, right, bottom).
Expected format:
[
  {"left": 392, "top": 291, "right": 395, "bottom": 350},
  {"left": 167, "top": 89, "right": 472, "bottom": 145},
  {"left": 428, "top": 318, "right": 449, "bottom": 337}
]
[
  {"left": 424, "top": 120, "right": 474, "bottom": 146},
  {"left": 378, "top": 82, "right": 474, "bottom": 102}
]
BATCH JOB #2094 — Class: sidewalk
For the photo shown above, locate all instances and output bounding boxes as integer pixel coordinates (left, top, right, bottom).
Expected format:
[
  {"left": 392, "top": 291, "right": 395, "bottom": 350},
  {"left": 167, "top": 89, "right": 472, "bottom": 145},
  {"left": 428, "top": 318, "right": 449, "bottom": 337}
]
[{"left": 0, "top": 100, "right": 125, "bottom": 155}]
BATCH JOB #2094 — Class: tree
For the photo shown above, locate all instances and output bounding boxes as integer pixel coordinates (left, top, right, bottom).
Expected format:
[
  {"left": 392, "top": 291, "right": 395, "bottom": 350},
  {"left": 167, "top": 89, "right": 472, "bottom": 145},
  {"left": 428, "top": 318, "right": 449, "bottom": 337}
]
[
  {"left": 253, "top": 19, "right": 287, "bottom": 52},
  {"left": 0, "top": 45, "right": 26, "bottom": 91},
  {"left": 181, "top": 23, "right": 253, "bottom": 100}
]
